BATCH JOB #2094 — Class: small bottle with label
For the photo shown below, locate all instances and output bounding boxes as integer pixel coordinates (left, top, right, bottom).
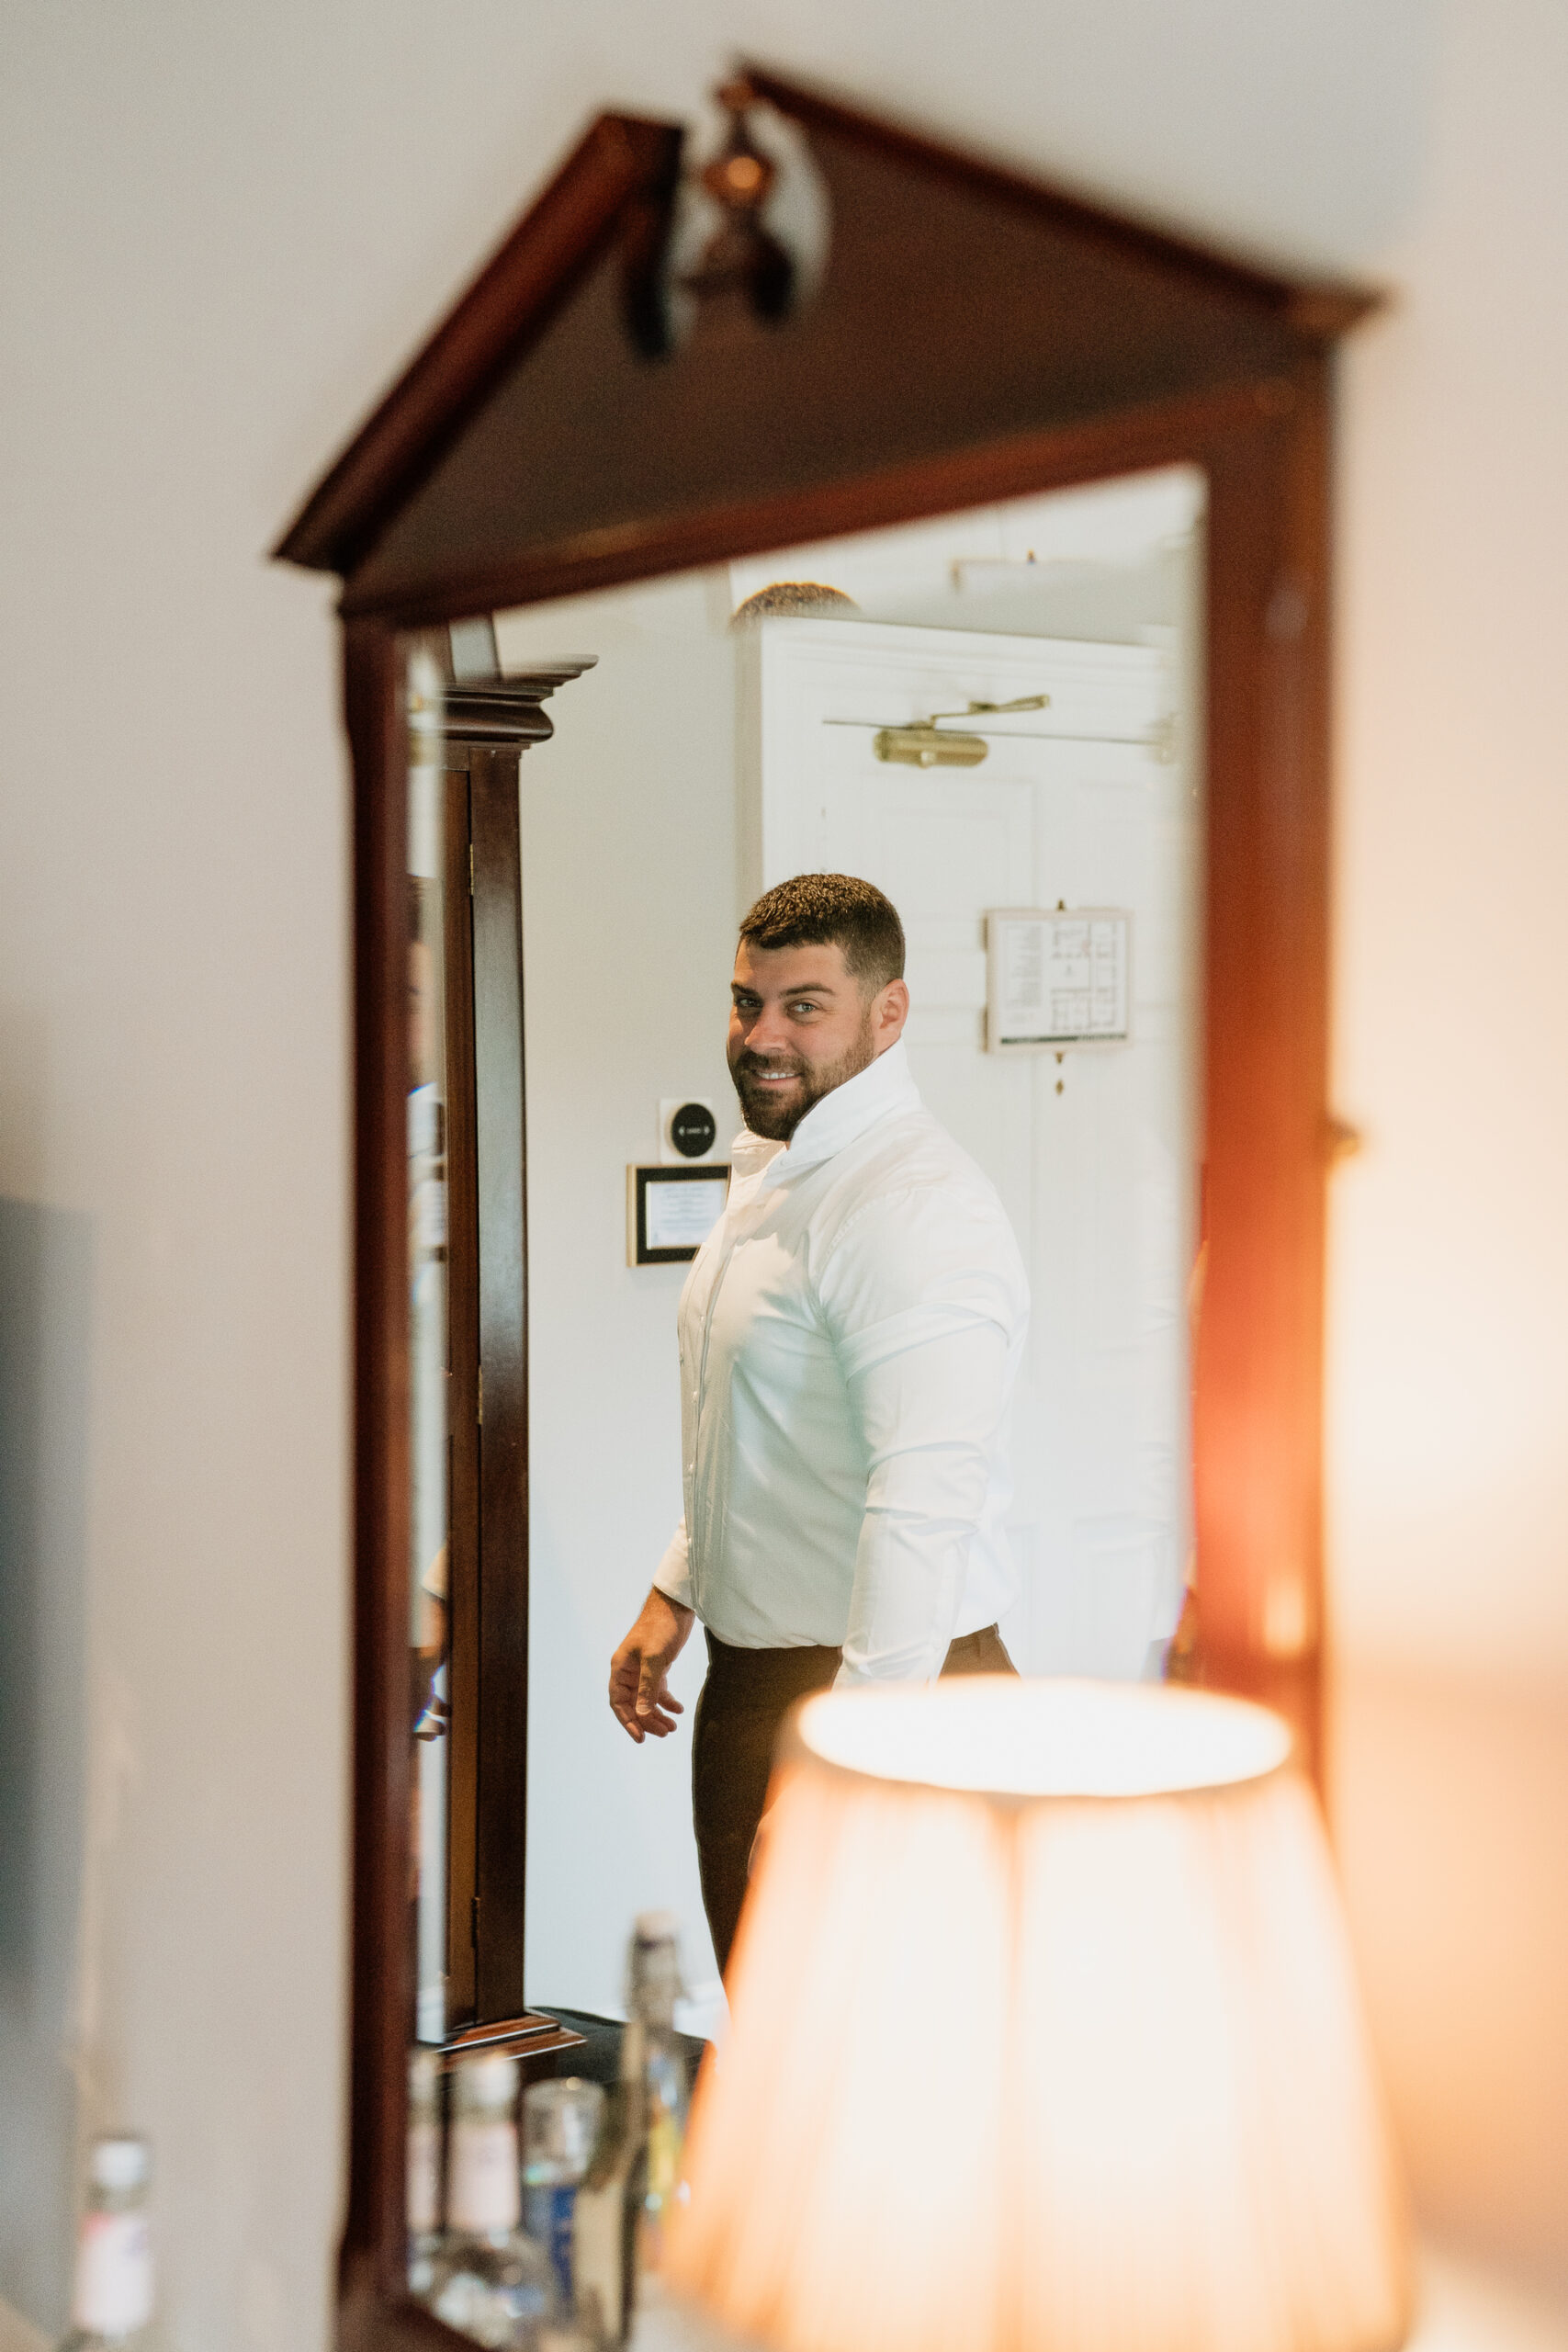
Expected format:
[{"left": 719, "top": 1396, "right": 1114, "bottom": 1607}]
[
  {"left": 572, "top": 1913, "right": 691, "bottom": 2347},
  {"left": 423, "top": 2051, "right": 556, "bottom": 2350},
  {"left": 407, "top": 2049, "right": 444, "bottom": 2297},
  {"left": 523, "top": 2078, "right": 605, "bottom": 2312},
  {"left": 58, "top": 2137, "right": 154, "bottom": 2352},
  {"left": 626, "top": 1912, "right": 690, "bottom": 2286},
  {"left": 570, "top": 2074, "right": 640, "bottom": 2347}
]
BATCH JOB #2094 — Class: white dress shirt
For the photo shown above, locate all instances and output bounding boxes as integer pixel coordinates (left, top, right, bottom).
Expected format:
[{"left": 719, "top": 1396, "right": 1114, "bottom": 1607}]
[{"left": 652, "top": 1040, "right": 1029, "bottom": 1684}]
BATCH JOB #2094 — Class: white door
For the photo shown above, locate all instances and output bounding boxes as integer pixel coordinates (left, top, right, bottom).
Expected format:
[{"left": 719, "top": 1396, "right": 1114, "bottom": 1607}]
[{"left": 741, "top": 616, "right": 1198, "bottom": 1677}]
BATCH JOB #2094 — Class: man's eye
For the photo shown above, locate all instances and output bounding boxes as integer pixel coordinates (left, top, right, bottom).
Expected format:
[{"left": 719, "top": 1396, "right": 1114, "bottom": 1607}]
[{"left": 789, "top": 1001, "right": 823, "bottom": 1016}]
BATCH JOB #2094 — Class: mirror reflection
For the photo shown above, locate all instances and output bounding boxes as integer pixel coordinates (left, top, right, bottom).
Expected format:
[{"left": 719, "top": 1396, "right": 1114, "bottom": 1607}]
[
  {"left": 408, "top": 649, "right": 453, "bottom": 2048},
  {"left": 406, "top": 463, "right": 1205, "bottom": 2060}
]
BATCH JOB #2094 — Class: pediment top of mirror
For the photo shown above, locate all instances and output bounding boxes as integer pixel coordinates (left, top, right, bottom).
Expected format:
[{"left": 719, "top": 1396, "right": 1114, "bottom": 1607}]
[
  {"left": 275, "top": 66, "right": 1380, "bottom": 616},
  {"left": 740, "top": 66, "right": 1380, "bottom": 334}
]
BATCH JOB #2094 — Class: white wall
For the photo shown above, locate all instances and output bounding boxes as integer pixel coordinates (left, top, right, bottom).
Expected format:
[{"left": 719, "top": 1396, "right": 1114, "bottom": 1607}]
[
  {"left": 1330, "top": 0, "right": 1568, "bottom": 1689},
  {"left": 2, "top": 0, "right": 1564, "bottom": 2341},
  {"left": 1326, "top": 0, "right": 1568, "bottom": 2303},
  {"left": 498, "top": 574, "right": 739, "bottom": 2021}
]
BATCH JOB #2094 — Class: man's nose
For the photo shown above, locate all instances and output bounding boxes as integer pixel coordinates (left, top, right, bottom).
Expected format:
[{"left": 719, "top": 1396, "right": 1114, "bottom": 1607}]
[{"left": 746, "top": 1002, "right": 794, "bottom": 1055}]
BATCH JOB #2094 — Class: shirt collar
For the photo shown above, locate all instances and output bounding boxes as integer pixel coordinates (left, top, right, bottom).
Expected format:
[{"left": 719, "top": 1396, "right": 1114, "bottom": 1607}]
[{"left": 729, "top": 1039, "right": 921, "bottom": 1191}]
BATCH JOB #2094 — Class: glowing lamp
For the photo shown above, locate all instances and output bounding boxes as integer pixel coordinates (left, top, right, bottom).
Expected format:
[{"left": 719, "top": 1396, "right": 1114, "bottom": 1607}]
[{"left": 670, "top": 1679, "right": 1411, "bottom": 2352}]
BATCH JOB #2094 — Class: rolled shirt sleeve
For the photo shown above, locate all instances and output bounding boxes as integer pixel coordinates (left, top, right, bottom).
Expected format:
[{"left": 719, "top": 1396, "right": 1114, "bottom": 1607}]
[
  {"left": 652, "top": 1517, "right": 694, "bottom": 1611},
  {"left": 816, "top": 1186, "right": 1027, "bottom": 1685}
]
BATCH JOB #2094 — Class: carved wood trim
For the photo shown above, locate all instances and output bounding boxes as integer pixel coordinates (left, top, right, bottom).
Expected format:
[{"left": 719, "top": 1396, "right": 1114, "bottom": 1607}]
[
  {"left": 740, "top": 65, "right": 1378, "bottom": 337},
  {"left": 336, "top": 378, "right": 1293, "bottom": 628},
  {"left": 275, "top": 117, "right": 683, "bottom": 575},
  {"left": 342, "top": 614, "right": 413, "bottom": 2317}
]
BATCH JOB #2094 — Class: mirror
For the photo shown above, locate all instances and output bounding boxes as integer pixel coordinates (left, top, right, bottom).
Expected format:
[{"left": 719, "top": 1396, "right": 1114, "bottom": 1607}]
[
  {"left": 406, "top": 463, "right": 1206, "bottom": 2037},
  {"left": 278, "top": 64, "right": 1371, "bottom": 2347}
]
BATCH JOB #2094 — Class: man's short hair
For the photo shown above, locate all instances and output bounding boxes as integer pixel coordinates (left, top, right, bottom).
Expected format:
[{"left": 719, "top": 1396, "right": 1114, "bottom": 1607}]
[{"left": 738, "top": 874, "right": 906, "bottom": 992}]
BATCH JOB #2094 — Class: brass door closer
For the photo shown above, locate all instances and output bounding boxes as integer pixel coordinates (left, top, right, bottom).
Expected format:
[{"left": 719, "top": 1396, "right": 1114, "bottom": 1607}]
[{"left": 873, "top": 694, "right": 1050, "bottom": 768}]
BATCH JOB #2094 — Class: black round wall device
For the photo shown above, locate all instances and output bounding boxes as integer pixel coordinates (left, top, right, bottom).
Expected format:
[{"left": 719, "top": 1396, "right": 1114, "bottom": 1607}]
[{"left": 670, "top": 1102, "right": 718, "bottom": 1159}]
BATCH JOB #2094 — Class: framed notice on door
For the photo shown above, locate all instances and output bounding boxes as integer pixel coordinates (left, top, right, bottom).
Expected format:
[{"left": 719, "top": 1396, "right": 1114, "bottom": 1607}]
[
  {"left": 986, "top": 909, "right": 1132, "bottom": 1053},
  {"left": 627, "top": 1164, "right": 730, "bottom": 1265}
]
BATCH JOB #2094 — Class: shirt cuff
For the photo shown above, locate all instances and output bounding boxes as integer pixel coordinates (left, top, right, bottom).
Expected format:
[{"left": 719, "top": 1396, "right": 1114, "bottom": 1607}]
[
  {"left": 832, "top": 1637, "right": 945, "bottom": 1689},
  {"left": 651, "top": 1520, "right": 694, "bottom": 1612}
]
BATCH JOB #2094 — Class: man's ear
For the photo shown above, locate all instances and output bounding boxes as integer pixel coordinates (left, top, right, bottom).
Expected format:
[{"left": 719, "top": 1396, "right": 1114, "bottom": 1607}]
[{"left": 874, "top": 978, "right": 910, "bottom": 1050}]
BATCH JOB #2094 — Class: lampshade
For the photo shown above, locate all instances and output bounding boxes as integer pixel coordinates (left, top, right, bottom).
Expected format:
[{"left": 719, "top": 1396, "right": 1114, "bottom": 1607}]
[{"left": 669, "top": 1679, "right": 1411, "bottom": 2352}]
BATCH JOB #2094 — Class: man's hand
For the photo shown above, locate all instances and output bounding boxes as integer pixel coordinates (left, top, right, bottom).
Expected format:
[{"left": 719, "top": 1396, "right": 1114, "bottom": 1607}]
[{"left": 609, "top": 1587, "right": 695, "bottom": 1743}]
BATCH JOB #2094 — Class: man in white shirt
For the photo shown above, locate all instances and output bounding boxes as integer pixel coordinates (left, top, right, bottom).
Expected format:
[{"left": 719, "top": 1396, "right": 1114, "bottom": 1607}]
[{"left": 608, "top": 873, "right": 1029, "bottom": 1973}]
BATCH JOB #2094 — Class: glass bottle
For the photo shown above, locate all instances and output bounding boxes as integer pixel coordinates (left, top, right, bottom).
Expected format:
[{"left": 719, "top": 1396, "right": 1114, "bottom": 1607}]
[
  {"left": 571, "top": 2071, "right": 640, "bottom": 2347},
  {"left": 522, "top": 2077, "right": 605, "bottom": 2310},
  {"left": 572, "top": 1913, "right": 691, "bottom": 2349},
  {"left": 626, "top": 1912, "right": 689, "bottom": 2285},
  {"left": 407, "top": 2049, "right": 444, "bottom": 2297},
  {"left": 58, "top": 2136, "right": 153, "bottom": 2352},
  {"left": 423, "top": 2051, "right": 556, "bottom": 2350}
]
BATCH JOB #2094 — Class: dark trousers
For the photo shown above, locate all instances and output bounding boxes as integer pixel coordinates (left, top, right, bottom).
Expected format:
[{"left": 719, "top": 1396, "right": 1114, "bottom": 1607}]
[{"left": 692, "top": 1622, "right": 1017, "bottom": 1978}]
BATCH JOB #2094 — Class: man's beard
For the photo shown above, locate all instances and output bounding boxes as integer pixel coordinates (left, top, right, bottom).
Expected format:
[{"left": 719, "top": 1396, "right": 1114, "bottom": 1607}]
[{"left": 728, "top": 1013, "right": 877, "bottom": 1142}]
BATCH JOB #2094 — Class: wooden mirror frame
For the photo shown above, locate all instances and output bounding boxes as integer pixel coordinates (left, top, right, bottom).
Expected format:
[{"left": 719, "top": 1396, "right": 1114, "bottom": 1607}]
[{"left": 276, "top": 67, "right": 1376, "bottom": 2352}]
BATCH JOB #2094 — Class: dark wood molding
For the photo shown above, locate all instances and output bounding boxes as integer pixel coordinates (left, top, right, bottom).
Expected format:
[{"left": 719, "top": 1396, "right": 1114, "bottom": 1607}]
[
  {"left": 1194, "top": 354, "right": 1334, "bottom": 1781},
  {"left": 443, "top": 667, "right": 596, "bottom": 744},
  {"left": 439, "top": 764, "right": 480, "bottom": 2031},
  {"left": 341, "top": 613, "right": 413, "bottom": 2317},
  {"left": 274, "top": 116, "right": 684, "bottom": 576},
  {"left": 341, "top": 2290, "right": 474, "bottom": 2352},
  {"left": 437, "top": 662, "right": 591, "bottom": 2029},
  {"left": 435, "top": 665, "right": 592, "bottom": 2037},
  {"left": 444, "top": 2004, "right": 592, "bottom": 2079},
  {"left": 739, "top": 64, "right": 1379, "bottom": 339},
  {"left": 468, "top": 741, "right": 530, "bottom": 2022},
  {"left": 337, "top": 377, "right": 1294, "bottom": 628},
  {"left": 281, "top": 74, "right": 1377, "bottom": 610}
]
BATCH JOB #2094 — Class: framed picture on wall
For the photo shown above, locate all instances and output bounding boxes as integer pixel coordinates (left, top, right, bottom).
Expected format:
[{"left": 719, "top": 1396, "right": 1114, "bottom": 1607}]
[
  {"left": 627, "top": 1163, "right": 731, "bottom": 1265},
  {"left": 986, "top": 907, "right": 1133, "bottom": 1053}
]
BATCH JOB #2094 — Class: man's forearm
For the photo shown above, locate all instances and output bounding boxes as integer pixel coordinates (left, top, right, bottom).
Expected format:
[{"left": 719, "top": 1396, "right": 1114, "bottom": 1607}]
[
  {"left": 648, "top": 1584, "right": 695, "bottom": 1635},
  {"left": 836, "top": 1508, "right": 972, "bottom": 1682},
  {"left": 837, "top": 1317, "right": 1012, "bottom": 1684}
]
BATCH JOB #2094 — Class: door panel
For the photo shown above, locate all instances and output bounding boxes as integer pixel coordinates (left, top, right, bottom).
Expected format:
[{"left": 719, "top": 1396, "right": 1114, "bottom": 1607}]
[{"left": 750, "top": 617, "right": 1196, "bottom": 1678}]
